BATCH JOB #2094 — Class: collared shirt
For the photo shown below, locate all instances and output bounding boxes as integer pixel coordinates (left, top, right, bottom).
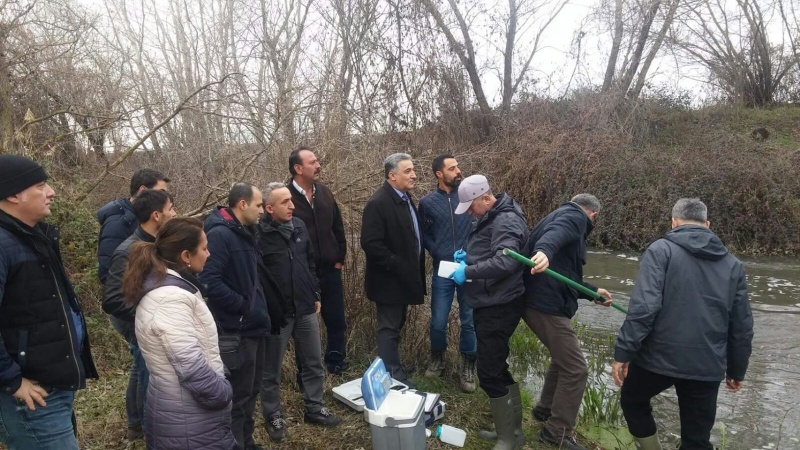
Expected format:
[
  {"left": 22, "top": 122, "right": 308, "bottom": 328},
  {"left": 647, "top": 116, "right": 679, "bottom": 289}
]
[
  {"left": 391, "top": 185, "right": 421, "bottom": 255},
  {"left": 292, "top": 179, "right": 316, "bottom": 208}
]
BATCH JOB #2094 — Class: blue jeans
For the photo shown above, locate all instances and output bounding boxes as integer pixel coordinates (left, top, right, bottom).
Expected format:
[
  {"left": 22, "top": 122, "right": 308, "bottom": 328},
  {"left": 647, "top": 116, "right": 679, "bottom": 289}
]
[
  {"left": 111, "top": 316, "right": 149, "bottom": 432},
  {"left": 129, "top": 342, "right": 150, "bottom": 432},
  {"left": 0, "top": 388, "right": 79, "bottom": 450},
  {"left": 430, "top": 273, "right": 476, "bottom": 356}
]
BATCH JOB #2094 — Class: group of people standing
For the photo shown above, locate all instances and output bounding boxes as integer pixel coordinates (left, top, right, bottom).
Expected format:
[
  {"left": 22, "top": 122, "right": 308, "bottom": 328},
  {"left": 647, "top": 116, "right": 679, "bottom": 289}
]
[
  {"left": 97, "top": 148, "right": 347, "bottom": 449},
  {"left": 360, "top": 153, "right": 753, "bottom": 450},
  {"left": 0, "top": 150, "right": 753, "bottom": 450}
]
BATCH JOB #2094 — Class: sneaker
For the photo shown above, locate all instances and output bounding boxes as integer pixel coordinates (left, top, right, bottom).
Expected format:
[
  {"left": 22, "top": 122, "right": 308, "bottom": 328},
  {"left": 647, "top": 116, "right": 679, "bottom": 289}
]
[
  {"left": 266, "top": 415, "right": 289, "bottom": 442},
  {"left": 532, "top": 405, "right": 552, "bottom": 422},
  {"left": 425, "top": 352, "right": 445, "bottom": 377},
  {"left": 304, "top": 407, "right": 341, "bottom": 427},
  {"left": 539, "top": 427, "right": 587, "bottom": 450}
]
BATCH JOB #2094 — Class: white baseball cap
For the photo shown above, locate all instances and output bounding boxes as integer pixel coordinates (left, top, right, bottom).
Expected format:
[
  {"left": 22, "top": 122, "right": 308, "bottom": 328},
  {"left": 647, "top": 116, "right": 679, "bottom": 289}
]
[{"left": 455, "top": 174, "right": 490, "bottom": 214}]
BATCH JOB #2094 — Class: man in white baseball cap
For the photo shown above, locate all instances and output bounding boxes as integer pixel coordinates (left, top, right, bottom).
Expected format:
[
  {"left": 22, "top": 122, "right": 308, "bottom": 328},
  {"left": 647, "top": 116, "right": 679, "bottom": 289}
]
[
  {"left": 450, "top": 174, "right": 529, "bottom": 449},
  {"left": 453, "top": 174, "right": 490, "bottom": 215}
]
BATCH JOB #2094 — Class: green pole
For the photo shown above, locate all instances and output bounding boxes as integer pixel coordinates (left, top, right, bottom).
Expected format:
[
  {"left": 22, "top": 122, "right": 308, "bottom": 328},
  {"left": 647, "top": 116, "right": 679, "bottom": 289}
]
[{"left": 502, "top": 248, "right": 629, "bottom": 314}]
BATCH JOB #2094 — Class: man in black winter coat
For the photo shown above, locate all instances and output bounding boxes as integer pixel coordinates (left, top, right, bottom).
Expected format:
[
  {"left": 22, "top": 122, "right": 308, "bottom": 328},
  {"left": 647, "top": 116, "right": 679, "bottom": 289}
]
[
  {"left": 257, "top": 183, "right": 341, "bottom": 443},
  {"left": 0, "top": 155, "right": 98, "bottom": 449},
  {"left": 101, "top": 189, "right": 176, "bottom": 440},
  {"left": 449, "top": 174, "right": 528, "bottom": 450},
  {"left": 360, "top": 153, "right": 425, "bottom": 386},
  {"left": 96, "top": 168, "right": 169, "bottom": 283},
  {"left": 200, "top": 182, "right": 267, "bottom": 450},
  {"left": 523, "top": 194, "right": 612, "bottom": 450},
  {"left": 612, "top": 199, "right": 753, "bottom": 450},
  {"left": 288, "top": 147, "right": 349, "bottom": 373}
]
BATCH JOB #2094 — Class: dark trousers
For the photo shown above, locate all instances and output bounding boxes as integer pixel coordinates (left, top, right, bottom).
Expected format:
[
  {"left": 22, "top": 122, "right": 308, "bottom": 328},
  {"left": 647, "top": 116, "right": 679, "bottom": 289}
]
[
  {"left": 375, "top": 303, "right": 409, "bottom": 381},
  {"left": 474, "top": 297, "right": 523, "bottom": 398},
  {"left": 319, "top": 267, "right": 347, "bottom": 369},
  {"left": 621, "top": 364, "right": 720, "bottom": 449},
  {"left": 523, "top": 307, "right": 588, "bottom": 438},
  {"left": 230, "top": 336, "right": 267, "bottom": 449}
]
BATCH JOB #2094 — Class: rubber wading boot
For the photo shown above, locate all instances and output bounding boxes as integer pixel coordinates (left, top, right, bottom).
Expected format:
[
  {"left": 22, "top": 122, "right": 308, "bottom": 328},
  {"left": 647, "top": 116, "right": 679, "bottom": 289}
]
[
  {"left": 480, "top": 390, "right": 522, "bottom": 450},
  {"left": 634, "top": 433, "right": 663, "bottom": 450},
  {"left": 478, "top": 383, "right": 525, "bottom": 446}
]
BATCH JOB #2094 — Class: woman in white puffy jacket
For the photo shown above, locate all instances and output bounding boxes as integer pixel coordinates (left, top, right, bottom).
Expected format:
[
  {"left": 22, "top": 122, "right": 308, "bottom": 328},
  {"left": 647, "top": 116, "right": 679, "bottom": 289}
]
[{"left": 123, "top": 217, "right": 235, "bottom": 450}]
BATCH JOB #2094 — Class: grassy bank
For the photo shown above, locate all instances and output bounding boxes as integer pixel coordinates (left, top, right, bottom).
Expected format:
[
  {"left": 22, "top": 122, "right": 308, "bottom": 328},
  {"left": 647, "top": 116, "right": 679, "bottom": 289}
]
[{"left": 73, "top": 318, "right": 632, "bottom": 450}]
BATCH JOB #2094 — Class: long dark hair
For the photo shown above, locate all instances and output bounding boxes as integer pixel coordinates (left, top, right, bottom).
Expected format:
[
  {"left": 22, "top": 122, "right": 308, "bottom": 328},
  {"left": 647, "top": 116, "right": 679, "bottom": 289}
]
[{"left": 123, "top": 217, "right": 204, "bottom": 306}]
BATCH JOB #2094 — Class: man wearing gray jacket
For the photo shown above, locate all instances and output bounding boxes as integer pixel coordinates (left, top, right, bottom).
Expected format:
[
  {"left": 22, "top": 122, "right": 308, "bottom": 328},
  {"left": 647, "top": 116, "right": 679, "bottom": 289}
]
[
  {"left": 612, "top": 198, "right": 754, "bottom": 450},
  {"left": 449, "top": 175, "right": 528, "bottom": 450}
]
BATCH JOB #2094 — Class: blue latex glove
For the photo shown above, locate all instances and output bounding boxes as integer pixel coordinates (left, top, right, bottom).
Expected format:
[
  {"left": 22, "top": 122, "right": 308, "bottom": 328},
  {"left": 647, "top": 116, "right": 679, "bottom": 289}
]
[
  {"left": 453, "top": 248, "right": 467, "bottom": 263},
  {"left": 449, "top": 261, "right": 468, "bottom": 285}
]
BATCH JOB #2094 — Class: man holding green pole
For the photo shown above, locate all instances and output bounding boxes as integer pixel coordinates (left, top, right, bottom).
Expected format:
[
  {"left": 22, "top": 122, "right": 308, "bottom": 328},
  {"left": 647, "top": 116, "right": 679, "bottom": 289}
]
[{"left": 522, "top": 194, "right": 612, "bottom": 450}]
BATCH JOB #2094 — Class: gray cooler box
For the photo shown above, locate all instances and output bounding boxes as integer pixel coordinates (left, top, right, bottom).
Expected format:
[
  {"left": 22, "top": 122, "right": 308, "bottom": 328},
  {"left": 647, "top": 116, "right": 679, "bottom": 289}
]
[{"left": 363, "top": 390, "right": 427, "bottom": 450}]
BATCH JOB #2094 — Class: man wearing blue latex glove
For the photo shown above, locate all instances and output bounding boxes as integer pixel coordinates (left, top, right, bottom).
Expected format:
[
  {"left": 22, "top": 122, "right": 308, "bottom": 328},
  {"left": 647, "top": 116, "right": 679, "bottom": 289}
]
[
  {"left": 418, "top": 154, "right": 476, "bottom": 391},
  {"left": 452, "top": 174, "right": 528, "bottom": 450},
  {"left": 449, "top": 261, "right": 468, "bottom": 285}
]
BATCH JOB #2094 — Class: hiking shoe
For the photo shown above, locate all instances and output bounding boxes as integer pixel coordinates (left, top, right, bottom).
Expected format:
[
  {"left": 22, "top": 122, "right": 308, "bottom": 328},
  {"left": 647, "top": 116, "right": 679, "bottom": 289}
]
[
  {"left": 326, "top": 352, "right": 349, "bottom": 374},
  {"left": 425, "top": 352, "right": 445, "bottom": 377},
  {"left": 459, "top": 356, "right": 476, "bottom": 393},
  {"left": 266, "top": 415, "right": 289, "bottom": 442},
  {"left": 532, "top": 405, "right": 552, "bottom": 422},
  {"left": 127, "top": 426, "right": 144, "bottom": 441},
  {"left": 304, "top": 407, "right": 341, "bottom": 427},
  {"left": 540, "top": 427, "right": 587, "bottom": 450}
]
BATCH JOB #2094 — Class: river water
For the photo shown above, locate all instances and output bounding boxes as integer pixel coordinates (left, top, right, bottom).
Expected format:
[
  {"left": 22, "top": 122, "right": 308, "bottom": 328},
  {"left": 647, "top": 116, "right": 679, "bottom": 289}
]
[{"left": 568, "top": 250, "right": 800, "bottom": 449}]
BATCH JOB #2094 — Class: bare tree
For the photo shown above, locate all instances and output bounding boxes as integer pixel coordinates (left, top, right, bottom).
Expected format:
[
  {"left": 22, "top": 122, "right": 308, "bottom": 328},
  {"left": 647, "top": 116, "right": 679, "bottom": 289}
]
[{"left": 676, "top": 0, "right": 799, "bottom": 106}]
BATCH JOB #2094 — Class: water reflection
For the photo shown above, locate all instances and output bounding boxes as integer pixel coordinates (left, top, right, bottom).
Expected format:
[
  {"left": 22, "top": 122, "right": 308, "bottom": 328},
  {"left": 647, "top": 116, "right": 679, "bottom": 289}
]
[{"left": 568, "top": 250, "right": 800, "bottom": 448}]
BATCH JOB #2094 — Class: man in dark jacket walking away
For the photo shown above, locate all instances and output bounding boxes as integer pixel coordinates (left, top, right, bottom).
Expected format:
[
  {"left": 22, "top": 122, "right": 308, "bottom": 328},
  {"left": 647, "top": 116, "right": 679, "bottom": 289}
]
[
  {"left": 612, "top": 199, "right": 753, "bottom": 450},
  {"left": 0, "top": 155, "right": 98, "bottom": 449},
  {"left": 288, "top": 147, "right": 349, "bottom": 374},
  {"left": 201, "top": 182, "right": 268, "bottom": 450},
  {"left": 523, "top": 194, "right": 613, "bottom": 450},
  {"left": 449, "top": 175, "right": 528, "bottom": 450},
  {"left": 96, "top": 168, "right": 170, "bottom": 283},
  {"left": 361, "top": 153, "right": 425, "bottom": 386},
  {"left": 418, "top": 154, "right": 477, "bottom": 392},
  {"left": 101, "top": 189, "right": 176, "bottom": 441},
  {"left": 257, "top": 183, "right": 341, "bottom": 443}
]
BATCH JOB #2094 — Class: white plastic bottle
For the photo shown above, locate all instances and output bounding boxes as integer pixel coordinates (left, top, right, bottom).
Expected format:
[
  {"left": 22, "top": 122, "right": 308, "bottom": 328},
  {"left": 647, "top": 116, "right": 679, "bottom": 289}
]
[{"left": 435, "top": 424, "right": 467, "bottom": 447}]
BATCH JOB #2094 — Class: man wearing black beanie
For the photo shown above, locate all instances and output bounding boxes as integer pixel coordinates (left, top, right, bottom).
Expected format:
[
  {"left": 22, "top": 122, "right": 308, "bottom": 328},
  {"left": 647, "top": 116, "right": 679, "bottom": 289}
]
[{"left": 0, "top": 154, "right": 98, "bottom": 449}]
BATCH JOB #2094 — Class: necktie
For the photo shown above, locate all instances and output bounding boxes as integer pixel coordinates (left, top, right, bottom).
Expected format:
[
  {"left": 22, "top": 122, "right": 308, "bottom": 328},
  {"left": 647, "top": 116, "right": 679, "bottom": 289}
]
[{"left": 403, "top": 194, "right": 421, "bottom": 255}]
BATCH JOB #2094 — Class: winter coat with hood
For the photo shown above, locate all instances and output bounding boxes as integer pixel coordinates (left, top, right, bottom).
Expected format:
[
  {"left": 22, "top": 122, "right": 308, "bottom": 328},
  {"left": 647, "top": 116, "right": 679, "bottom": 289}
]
[
  {"left": 97, "top": 197, "right": 137, "bottom": 283},
  {"left": 614, "top": 225, "right": 754, "bottom": 382},
  {"left": 522, "top": 202, "right": 599, "bottom": 318},
  {"left": 463, "top": 193, "right": 529, "bottom": 310},
  {"left": 135, "top": 269, "right": 235, "bottom": 450},
  {"left": 200, "top": 207, "right": 269, "bottom": 337}
]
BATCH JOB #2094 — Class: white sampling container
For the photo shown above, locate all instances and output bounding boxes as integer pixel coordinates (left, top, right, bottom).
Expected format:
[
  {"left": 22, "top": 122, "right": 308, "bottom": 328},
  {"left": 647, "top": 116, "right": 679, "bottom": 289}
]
[{"left": 435, "top": 424, "right": 466, "bottom": 447}]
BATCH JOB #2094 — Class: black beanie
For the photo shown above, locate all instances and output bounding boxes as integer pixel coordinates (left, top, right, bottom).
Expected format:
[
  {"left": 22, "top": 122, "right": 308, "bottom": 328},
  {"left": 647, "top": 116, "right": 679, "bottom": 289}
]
[{"left": 0, "top": 154, "right": 49, "bottom": 199}]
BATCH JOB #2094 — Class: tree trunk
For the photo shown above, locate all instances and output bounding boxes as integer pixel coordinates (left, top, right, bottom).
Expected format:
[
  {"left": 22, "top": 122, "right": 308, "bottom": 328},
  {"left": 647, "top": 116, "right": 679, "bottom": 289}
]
[{"left": 602, "top": 0, "right": 624, "bottom": 92}]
